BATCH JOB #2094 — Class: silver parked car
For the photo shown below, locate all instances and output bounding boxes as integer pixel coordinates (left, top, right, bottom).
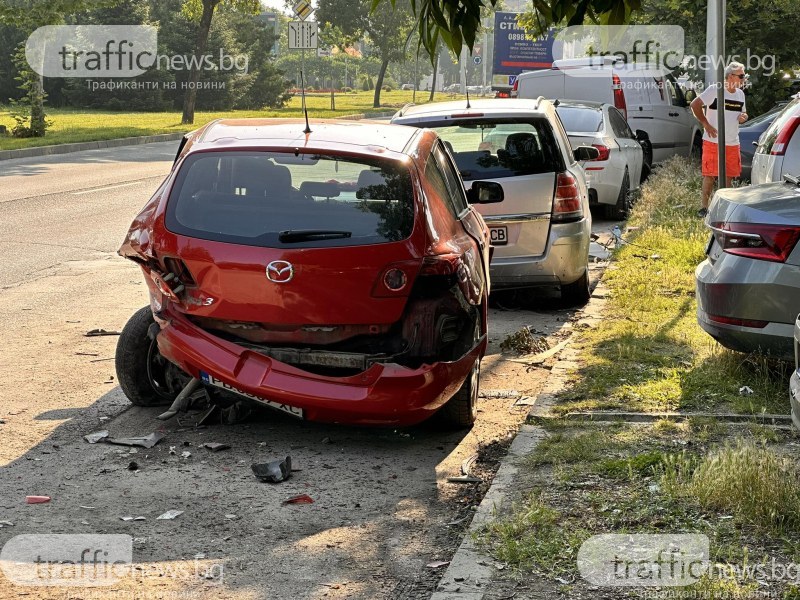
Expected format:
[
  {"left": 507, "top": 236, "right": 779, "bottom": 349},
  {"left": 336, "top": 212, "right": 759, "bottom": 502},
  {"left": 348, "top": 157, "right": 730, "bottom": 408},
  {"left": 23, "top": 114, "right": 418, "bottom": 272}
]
[
  {"left": 391, "top": 98, "right": 597, "bottom": 305},
  {"left": 790, "top": 313, "right": 800, "bottom": 428},
  {"left": 696, "top": 174, "right": 800, "bottom": 360},
  {"left": 751, "top": 95, "right": 800, "bottom": 184},
  {"left": 555, "top": 100, "right": 647, "bottom": 219}
]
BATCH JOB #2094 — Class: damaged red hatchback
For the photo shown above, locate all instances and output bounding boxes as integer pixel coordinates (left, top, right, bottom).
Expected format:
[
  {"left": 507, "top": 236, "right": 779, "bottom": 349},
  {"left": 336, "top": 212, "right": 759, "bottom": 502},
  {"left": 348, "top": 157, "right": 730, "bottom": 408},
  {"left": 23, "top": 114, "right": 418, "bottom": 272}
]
[{"left": 116, "top": 119, "right": 501, "bottom": 427}]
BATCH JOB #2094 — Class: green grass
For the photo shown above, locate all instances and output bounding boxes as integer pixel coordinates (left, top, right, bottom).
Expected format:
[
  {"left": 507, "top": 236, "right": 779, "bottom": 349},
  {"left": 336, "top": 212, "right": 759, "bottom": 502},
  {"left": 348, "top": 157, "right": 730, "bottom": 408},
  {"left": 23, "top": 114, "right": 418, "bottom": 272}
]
[
  {"left": 662, "top": 440, "right": 800, "bottom": 534},
  {"left": 553, "top": 157, "right": 791, "bottom": 416},
  {"left": 478, "top": 422, "right": 800, "bottom": 597},
  {"left": 0, "top": 90, "right": 455, "bottom": 151}
]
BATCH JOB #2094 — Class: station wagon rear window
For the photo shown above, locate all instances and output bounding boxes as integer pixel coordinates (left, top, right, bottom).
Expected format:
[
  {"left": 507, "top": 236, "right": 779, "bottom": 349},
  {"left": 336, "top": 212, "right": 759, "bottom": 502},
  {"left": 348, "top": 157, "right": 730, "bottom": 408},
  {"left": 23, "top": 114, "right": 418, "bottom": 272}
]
[
  {"left": 165, "top": 152, "right": 414, "bottom": 248},
  {"left": 425, "top": 118, "right": 563, "bottom": 180}
]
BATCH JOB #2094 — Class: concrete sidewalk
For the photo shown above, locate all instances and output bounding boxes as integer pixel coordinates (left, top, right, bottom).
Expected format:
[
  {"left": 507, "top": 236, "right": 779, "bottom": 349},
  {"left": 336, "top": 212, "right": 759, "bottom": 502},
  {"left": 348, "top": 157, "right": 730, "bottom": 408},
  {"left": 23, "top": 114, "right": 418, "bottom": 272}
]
[{"left": 429, "top": 277, "right": 611, "bottom": 599}]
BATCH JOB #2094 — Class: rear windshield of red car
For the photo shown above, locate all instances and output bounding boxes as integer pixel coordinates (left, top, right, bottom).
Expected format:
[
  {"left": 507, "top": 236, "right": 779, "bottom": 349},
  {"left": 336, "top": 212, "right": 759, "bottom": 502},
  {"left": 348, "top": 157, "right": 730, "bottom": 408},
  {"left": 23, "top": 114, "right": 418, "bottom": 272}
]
[
  {"left": 165, "top": 151, "right": 415, "bottom": 248},
  {"left": 420, "top": 118, "right": 564, "bottom": 180}
]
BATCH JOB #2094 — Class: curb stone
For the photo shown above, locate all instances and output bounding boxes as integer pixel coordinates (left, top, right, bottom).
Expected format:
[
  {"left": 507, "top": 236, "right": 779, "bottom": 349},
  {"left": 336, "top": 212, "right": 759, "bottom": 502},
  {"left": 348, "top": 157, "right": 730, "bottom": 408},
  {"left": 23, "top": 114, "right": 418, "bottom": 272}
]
[
  {"left": 0, "top": 111, "right": 396, "bottom": 162},
  {"left": 429, "top": 279, "right": 611, "bottom": 599}
]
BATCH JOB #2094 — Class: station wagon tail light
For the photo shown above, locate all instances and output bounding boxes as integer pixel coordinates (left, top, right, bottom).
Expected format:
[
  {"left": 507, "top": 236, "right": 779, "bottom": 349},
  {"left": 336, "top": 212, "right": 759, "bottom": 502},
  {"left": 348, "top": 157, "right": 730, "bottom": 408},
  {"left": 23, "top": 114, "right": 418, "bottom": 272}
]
[
  {"left": 708, "top": 314, "right": 768, "bottom": 329},
  {"left": 770, "top": 116, "right": 800, "bottom": 155},
  {"left": 552, "top": 172, "right": 583, "bottom": 223},
  {"left": 710, "top": 222, "right": 800, "bottom": 263},
  {"left": 612, "top": 75, "right": 627, "bottom": 120}
]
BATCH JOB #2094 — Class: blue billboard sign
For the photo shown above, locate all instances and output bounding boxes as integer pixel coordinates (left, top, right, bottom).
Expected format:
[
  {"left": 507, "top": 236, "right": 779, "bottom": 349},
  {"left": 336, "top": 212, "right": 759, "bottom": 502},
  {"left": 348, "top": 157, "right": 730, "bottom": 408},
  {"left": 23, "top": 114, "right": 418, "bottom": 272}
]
[{"left": 493, "top": 12, "right": 555, "bottom": 77}]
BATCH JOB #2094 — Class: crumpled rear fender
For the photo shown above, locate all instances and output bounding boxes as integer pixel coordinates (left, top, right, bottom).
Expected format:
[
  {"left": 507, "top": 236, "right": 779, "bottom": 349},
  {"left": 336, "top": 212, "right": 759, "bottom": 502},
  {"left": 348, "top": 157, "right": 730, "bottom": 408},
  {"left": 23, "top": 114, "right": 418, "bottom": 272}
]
[{"left": 118, "top": 178, "right": 170, "bottom": 262}]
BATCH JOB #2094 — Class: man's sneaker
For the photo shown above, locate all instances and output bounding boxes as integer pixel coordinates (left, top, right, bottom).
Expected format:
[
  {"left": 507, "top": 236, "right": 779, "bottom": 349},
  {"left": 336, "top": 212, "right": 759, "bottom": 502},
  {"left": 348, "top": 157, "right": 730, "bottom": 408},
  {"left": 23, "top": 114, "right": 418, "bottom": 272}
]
[{"left": 697, "top": 207, "right": 708, "bottom": 218}]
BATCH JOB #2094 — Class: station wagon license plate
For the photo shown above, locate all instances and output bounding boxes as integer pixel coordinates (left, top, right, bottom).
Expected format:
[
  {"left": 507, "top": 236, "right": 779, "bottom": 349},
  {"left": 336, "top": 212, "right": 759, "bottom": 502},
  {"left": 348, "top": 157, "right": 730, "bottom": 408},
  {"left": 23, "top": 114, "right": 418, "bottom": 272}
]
[
  {"left": 199, "top": 371, "right": 304, "bottom": 419},
  {"left": 489, "top": 226, "right": 508, "bottom": 246}
]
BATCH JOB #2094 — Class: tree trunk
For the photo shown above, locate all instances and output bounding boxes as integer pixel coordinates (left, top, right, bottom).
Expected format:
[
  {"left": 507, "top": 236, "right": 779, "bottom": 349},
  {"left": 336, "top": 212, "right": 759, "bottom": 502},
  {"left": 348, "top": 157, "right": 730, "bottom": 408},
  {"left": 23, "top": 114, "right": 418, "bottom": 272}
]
[
  {"left": 30, "top": 74, "right": 46, "bottom": 136},
  {"left": 181, "top": 0, "right": 217, "bottom": 125},
  {"left": 373, "top": 58, "right": 389, "bottom": 108},
  {"left": 429, "top": 51, "right": 438, "bottom": 102}
]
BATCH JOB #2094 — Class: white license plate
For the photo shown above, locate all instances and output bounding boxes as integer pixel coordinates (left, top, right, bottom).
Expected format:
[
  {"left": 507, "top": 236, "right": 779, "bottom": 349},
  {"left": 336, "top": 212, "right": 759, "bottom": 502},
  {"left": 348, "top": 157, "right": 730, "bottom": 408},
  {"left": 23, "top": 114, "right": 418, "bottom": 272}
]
[
  {"left": 199, "top": 371, "right": 304, "bottom": 419},
  {"left": 490, "top": 226, "right": 508, "bottom": 246}
]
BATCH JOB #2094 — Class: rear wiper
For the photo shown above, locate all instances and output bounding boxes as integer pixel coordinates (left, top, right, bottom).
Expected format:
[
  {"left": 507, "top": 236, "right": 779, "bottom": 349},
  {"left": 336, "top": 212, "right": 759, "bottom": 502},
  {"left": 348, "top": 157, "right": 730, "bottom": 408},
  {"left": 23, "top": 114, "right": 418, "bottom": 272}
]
[{"left": 278, "top": 229, "right": 352, "bottom": 243}]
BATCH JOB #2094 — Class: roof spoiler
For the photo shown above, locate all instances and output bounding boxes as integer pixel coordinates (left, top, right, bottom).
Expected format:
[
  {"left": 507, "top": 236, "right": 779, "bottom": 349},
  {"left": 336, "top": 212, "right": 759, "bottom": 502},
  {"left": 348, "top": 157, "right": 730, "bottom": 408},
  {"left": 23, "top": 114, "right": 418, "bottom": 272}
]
[{"left": 394, "top": 103, "right": 416, "bottom": 118}]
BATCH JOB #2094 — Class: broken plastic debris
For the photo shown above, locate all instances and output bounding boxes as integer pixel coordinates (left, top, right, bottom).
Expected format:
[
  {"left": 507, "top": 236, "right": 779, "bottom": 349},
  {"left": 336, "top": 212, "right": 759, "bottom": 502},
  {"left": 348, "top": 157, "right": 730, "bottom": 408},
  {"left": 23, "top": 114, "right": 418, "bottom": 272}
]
[
  {"left": 739, "top": 386, "right": 754, "bottom": 396},
  {"left": 106, "top": 432, "right": 165, "bottom": 449},
  {"left": 251, "top": 456, "right": 292, "bottom": 483},
  {"left": 181, "top": 451, "right": 191, "bottom": 459},
  {"left": 26, "top": 496, "right": 51, "bottom": 504},
  {"left": 426, "top": 561, "right": 450, "bottom": 569},
  {"left": 282, "top": 494, "right": 313, "bottom": 505},
  {"left": 202, "top": 443, "right": 230, "bottom": 452},
  {"left": 156, "top": 510, "right": 184, "bottom": 520},
  {"left": 0, "top": 521, "right": 13, "bottom": 528},
  {"left": 85, "top": 329, "right": 122, "bottom": 337},
  {"left": 84, "top": 430, "right": 109, "bottom": 444},
  {"left": 79, "top": 506, "right": 96, "bottom": 510},
  {"left": 224, "top": 514, "right": 237, "bottom": 520},
  {"left": 120, "top": 516, "right": 146, "bottom": 521}
]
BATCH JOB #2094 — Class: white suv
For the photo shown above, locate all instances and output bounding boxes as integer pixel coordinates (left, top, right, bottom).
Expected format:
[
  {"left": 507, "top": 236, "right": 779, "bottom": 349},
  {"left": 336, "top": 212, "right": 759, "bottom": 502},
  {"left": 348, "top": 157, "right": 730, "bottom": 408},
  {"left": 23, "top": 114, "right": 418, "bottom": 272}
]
[{"left": 392, "top": 98, "right": 595, "bottom": 305}]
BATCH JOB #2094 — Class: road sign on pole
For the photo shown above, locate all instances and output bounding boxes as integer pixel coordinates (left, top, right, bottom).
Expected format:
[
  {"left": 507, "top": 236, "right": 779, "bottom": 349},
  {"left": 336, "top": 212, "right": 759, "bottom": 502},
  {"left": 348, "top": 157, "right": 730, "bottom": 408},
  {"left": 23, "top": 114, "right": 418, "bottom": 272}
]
[
  {"left": 288, "top": 21, "right": 318, "bottom": 50},
  {"left": 293, "top": 0, "right": 313, "bottom": 20}
]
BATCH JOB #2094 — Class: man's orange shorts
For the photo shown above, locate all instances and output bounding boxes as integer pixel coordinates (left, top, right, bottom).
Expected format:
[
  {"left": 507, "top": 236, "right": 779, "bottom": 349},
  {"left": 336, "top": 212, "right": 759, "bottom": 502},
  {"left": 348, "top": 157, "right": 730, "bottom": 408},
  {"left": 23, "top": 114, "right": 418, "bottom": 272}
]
[{"left": 701, "top": 140, "right": 741, "bottom": 178}]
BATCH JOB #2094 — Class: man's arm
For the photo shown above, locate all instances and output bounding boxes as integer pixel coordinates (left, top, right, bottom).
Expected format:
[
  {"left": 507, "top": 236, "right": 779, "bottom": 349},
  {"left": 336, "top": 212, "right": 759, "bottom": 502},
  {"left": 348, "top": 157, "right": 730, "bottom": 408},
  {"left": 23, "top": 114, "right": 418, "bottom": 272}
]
[{"left": 691, "top": 96, "right": 717, "bottom": 138}]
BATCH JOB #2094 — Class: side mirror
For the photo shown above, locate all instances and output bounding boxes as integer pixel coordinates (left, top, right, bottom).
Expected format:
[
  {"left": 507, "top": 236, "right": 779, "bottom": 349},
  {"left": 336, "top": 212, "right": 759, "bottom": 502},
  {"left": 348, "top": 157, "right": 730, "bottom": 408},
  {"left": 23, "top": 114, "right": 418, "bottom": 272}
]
[
  {"left": 752, "top": 140, "right": 759, "bottom": 147},
  {"left": 467, "top": 181, "right": 504, "bottom": 204},
  {"left": 574, "top": 145, "right": 600, "bottom": 162}
]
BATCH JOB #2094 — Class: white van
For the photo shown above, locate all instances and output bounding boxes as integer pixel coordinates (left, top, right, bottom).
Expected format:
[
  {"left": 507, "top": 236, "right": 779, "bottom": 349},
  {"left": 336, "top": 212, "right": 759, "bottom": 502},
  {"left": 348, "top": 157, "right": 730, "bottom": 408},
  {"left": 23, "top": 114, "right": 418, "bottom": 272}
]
[{"left": 513, "top": 57, "right": 700, "bottom": 163}]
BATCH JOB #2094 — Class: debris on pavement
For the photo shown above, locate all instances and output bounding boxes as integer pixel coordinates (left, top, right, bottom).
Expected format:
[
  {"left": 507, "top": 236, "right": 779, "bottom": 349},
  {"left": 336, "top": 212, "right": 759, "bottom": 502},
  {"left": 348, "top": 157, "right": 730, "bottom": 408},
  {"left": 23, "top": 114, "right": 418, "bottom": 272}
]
[
  {"left": 478, "top": 389, "right": 520, "bottom": 399},
  {"left": 500, "top": 327, "right": 550, "bottom": 355},
  {"left": 156, "top": 510, "right": 184, "bottom": 520},
  {"left": 252, "top": 456, "right": 292, "bottom": 483},
  {"left": 739, "top": 386, "right": 754, "bottom": 396},
  {"left": 79, "top": 506, "right": 95, "bottom": 510},
  {"left": 106, "top": 432, "right": 165, "bottom": 449},
  {"left": 282, "top": 494, "right": 313, "bottom": 505},
  {"left": 426, "top": 561, "right": 450, "bottom": 569},
  {"left": 127, "top": 461, "right": 139, "bottom": 471},
  {"left": 508, "top": 337, "right": 571, "bottom": 367},
  {"left": 120, "top": 516, "right": 146, "bottom": 521},
  {"left": 25, "top": 496, "right": 51, "bottom": 504},
  {"left": 84, "top": 430, "right": 109, "bottom": 444},
  {"left": 202, "top": 442, "right": 230, "bottom": 452},
  {"left": 447, "top": 454, "right": 483, "bottom": 484},
  {"left": 84, "top": 328, "right": 122, "bottom": 337},
  {"left": 181, "top": 451, "right": 191, "bottom": 459},
  {"left": 0, "top": 521, "right": 13, "bottom": 527}
]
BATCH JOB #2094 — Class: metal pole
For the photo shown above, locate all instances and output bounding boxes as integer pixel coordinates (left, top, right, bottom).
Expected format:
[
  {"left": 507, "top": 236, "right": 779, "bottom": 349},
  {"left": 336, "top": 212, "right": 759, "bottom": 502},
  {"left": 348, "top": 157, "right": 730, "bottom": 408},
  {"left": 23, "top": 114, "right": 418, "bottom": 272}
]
[
  {"left": 715, "top": 0, "right": 726, "bottom": 186},
  {"left": 413, "top": 49, "right": 418, "bottom": 103}
]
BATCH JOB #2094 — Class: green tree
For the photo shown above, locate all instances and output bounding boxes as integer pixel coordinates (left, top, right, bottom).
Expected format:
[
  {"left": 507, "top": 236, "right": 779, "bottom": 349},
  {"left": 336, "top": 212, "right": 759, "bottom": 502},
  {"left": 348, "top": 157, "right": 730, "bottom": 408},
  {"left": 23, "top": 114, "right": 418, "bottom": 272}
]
[
  {"left": 0, "top": 0, "right": 120, "bottom": 136},
  {"left": 179, "top": 0, "right": 260, "bottom": 123},
  {"left": 374, "top": 0, "right": 642, "bottom": 60},
  {"left": 317, "top": 0, "right": 414, "bottom": 107}
]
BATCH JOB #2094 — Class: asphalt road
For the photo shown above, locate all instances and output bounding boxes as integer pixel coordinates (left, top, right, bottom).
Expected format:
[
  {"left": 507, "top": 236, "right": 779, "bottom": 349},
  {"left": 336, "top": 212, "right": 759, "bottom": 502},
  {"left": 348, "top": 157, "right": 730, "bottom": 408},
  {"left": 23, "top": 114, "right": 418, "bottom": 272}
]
[{"left": 0, "top": 142, "right": 615, "bottom": 600}]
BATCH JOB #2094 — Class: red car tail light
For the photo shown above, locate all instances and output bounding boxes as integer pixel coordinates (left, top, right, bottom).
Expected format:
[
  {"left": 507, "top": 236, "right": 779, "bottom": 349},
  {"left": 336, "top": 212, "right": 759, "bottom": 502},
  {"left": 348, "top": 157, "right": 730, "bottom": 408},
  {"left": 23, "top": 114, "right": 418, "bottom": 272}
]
[
  {"left": 591, "top": 144, "right": 611, "bottom": 161},
  {"left": 770, "top": 116, "right": 800, "bottom": 155},
  {"left": 552, "top": 172, "right": 583, "bottom": 223},
  {"left": 710, "top": 222, "right": 800, "bottom": 263},
  {"left": 707, "top": 314, "right": 769, "bottom": 329},
  {"left": 612, "top": 74, "right": 627, "bottom": 120}
]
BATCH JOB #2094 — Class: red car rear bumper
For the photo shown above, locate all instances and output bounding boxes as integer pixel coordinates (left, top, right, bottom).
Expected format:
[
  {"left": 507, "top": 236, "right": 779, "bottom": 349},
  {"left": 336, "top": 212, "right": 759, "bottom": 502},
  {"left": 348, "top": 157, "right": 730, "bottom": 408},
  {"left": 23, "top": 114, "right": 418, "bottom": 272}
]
[{"left": 154, "top": 309, "right": 483, "bottom": 426}]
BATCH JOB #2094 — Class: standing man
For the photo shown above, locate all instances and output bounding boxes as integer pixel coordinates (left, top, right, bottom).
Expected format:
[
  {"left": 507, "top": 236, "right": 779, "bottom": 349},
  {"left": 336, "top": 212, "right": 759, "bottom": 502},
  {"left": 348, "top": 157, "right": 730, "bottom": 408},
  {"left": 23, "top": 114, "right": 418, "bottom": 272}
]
[{"left": 691, "top": 61, "right": 749, "bottom": 217}]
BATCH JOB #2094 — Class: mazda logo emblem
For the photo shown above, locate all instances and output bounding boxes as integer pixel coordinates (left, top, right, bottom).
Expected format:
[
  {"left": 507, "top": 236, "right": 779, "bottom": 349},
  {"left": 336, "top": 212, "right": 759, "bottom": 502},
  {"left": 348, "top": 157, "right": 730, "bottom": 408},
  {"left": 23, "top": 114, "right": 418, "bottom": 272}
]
[{"left": 266, "top": 260, "right": 294, "bottom": 283}]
